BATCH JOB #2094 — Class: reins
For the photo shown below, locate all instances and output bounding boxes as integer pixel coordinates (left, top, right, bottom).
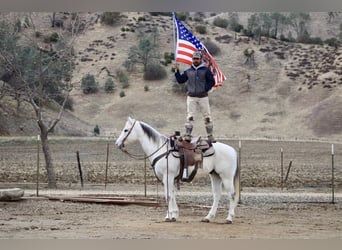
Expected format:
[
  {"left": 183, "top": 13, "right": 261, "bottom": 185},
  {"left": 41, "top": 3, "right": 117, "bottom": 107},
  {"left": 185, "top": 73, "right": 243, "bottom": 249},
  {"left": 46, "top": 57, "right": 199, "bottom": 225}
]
[
  {"left": 118, "top": 120, "right": 169, "bottom": 161},
  {"left": 120, "top": 138, "right": 169, "bottom": 160}
]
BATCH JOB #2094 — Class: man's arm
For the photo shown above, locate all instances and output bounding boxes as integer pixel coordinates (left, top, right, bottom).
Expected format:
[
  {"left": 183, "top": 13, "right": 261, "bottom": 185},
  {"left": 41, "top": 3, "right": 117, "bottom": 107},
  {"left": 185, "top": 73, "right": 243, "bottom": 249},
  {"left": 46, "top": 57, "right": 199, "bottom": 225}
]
[
  {"left": 173, "top": 63, "right": 188, "bottom": 84},
  {"left": 205, "top": 68, "right": 215, "bottom": 91}
]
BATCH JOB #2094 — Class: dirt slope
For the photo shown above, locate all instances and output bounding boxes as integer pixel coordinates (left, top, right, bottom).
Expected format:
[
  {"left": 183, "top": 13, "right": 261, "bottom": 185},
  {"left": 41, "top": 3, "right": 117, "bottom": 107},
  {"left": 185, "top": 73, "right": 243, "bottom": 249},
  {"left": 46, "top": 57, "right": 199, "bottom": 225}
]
[{"left": 1, "top": 12, "right": 342, "bottom": 140}]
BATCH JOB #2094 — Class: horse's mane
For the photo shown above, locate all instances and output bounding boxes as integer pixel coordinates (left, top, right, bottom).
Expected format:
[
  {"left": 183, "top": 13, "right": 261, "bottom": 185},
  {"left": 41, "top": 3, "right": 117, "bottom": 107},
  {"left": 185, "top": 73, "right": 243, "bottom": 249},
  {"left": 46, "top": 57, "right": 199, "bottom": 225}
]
[{"left": 139, "top": 121, "right": 164, "bottom": 144}]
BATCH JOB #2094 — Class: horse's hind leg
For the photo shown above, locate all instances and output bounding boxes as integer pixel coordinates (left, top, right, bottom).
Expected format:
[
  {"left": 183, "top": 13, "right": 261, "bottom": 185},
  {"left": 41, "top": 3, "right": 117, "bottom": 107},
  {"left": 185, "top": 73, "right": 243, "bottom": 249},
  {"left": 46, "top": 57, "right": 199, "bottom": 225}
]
[{"left": 202, "top": 172, "right": 222, "bottom": 223}]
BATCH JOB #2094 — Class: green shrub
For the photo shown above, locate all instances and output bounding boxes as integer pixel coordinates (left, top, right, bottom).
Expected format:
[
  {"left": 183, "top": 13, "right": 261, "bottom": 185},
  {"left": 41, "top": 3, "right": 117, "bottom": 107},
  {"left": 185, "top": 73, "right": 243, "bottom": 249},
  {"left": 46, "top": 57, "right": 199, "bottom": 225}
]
[
  {"left": 117, "top": 70, "right": 129, "bottom": 88},
  {"left": 231, "top": 23, "right": 243, "bottom": 33},
  {"left": 324, "top": 37, "right": 340, "bottom": 48},
  {"left": 193, "top": 17, "right": 203, "bottom": 23},
  {"left": 195, "top": 25, "right": 207, "bottom": 34},
  {"left": 144, "top": 85, "right": 149, "bottom": 91},
  {"left": 81, "top": 73, "right": 99, "bottom": 94},
  {"left": 163, "top": 52, "right": 174, "bottom": 66},
  {"left": 149, "top": 12, "right": 172, "bottom": 17},
  {"left": 119, "top": 90, "right": 125, "bottom": 97},
  {"left": 100, "top": 12, "right": 121, "bottom": 26},
  {"left": 35, "top": 31, "right": 42, "bottom": 38},
  {"left": 213, "top": 17, "right": 229, "bottom": 28},
  {"left": 137, "top": 16, "right": 146, "bottom": 22},
  {"left": 176, "top": 12, "right": 187, "bottom": 21},
  {"left": 49, "top": 32, "right": 59, "bottom": 42},
  {"left": 104, "top": 78, "right": 115, "bottom": 93},
  {"left": 297, "top": 34, "right": 323, "bottom": 45},
  {"left": 93, "top": 125, "right": 100, "bottom": 136},
  {"left": 144, "top": 63, "right": 167, "bottom": 80},
  {"left": 203, "top": 40, "right": 220, "bottom": 56}
]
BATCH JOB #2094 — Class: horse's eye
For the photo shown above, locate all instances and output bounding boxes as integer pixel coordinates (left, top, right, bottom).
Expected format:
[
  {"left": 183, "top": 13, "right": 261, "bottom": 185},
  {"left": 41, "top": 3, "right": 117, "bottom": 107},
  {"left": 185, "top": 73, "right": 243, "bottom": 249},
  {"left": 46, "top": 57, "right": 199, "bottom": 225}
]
[{"left": 124, "top": 129, "right": 128, "bottom": 132}]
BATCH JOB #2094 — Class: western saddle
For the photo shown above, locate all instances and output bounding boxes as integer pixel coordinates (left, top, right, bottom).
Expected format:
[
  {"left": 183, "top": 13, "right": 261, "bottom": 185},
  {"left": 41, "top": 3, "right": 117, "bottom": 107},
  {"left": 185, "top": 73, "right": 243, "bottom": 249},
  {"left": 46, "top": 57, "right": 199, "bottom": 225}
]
[{"left": 170, "top": 133, "right": 215, "bottom": 184}]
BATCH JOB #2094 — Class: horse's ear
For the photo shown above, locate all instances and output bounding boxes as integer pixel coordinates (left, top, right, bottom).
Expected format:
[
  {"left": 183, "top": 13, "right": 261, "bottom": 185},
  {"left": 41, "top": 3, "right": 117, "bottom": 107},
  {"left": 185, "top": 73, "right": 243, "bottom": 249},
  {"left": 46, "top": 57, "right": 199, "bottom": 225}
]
[{"left": 128, "top": 116, "right": 134, "bottom": 123}]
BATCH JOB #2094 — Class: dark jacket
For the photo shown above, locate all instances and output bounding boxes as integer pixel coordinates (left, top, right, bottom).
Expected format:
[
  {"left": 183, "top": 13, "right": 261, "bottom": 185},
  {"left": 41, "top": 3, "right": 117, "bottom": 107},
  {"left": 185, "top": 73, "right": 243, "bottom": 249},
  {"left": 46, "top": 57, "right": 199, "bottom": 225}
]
[{"left": 175, "top": 63, "right": 215, "bottom": 97}]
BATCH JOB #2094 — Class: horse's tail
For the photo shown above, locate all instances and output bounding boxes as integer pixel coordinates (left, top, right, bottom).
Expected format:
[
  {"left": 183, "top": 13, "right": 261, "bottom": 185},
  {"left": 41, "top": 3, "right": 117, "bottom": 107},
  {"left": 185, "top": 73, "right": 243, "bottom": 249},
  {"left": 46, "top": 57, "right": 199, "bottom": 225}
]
[{"left": 233, "top": 151, "right": 241, "bottom": 205}]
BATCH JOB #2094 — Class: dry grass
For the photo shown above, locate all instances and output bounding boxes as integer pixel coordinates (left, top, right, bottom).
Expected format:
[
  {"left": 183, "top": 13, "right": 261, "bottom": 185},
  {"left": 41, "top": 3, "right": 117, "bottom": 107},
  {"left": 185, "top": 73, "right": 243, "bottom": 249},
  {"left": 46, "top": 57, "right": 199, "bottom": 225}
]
[{"left": 1, "top": 12, "right": 342, "bottom": 141}]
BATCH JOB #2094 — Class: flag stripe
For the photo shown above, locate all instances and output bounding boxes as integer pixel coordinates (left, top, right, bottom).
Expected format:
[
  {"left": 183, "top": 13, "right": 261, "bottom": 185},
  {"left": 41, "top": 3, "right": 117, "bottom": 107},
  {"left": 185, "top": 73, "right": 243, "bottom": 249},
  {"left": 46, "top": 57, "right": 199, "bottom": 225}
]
[
  {"left": 177, "top": 49, "right": 194, "bottom": 58},
  {"left": 173, "top": 13, "right": 226, "bottom": 86},
  {"left": 178, "top": 41, "right": 197, "bottom": 51},
  {"left": 176, "top": 58, "right": 192, "bottom": 65}
]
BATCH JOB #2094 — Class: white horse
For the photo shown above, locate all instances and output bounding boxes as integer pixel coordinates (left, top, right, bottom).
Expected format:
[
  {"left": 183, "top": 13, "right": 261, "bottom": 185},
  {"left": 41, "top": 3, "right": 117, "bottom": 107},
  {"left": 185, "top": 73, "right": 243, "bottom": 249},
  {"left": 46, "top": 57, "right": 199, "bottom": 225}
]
[{"left": 115, "top": 117, "right": 240, "bottom": 224}]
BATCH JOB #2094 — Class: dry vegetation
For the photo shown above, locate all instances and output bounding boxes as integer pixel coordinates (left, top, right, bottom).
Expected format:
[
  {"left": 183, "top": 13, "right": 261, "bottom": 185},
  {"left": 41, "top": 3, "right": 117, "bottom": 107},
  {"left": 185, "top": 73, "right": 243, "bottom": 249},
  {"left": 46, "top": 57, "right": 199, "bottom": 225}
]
[{"left": 1, "top": 12, "right": 342, "bottom": 140}]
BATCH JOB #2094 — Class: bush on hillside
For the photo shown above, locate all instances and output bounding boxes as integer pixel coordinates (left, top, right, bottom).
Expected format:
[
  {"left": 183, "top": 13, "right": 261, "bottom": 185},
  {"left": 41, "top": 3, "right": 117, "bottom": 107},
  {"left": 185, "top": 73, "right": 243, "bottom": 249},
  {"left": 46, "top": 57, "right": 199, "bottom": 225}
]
[
  {"left": 49, "top": 32, "right": 59, "bottom": 42},
  {"left": 104, "top": 78, "right": 115, "bottom": 93},
  {"left": 163, "top": 52, "right": 174, "bottom": 66},
  {"left": 324, "top": 37, "right": 340, "bottom": 48},
  {"left": 297, "top": 34, "right": 323, "bottom": 45},
  {"left": 195, "top": 25, "right": 207, "bottom": 34},
  {"left": 213, "top": 17, "right": 229, "bottom": 29},
  {"left": 81, "top": 73, "right": 99, "bottom": 94},
  {"left": 175, "top": 12, "right": 187, "bottom": 21},
  {"left": 144, "top": 63, "right": 167, "bottom": 80},
  {"left": 117, "top": 70, "right": 129, "bottom": 88},
  {"left": 203, "top": 40, "right": 220, "bottom": 56},
  {"left": 100, "top": 12, "right": 121, "bottom": 26}
]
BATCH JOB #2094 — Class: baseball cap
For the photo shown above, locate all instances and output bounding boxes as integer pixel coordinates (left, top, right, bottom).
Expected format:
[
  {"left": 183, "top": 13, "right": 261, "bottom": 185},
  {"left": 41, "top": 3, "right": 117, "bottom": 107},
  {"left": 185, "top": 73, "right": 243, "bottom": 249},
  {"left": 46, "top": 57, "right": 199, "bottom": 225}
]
[{"left": 192, "top": 51, "right": 202, "bottom": 59}]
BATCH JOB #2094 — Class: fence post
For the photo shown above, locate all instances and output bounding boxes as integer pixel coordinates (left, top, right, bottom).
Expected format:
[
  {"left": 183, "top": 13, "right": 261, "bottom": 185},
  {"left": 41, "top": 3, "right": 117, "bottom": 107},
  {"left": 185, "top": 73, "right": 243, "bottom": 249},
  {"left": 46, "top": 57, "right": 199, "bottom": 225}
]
[
  {"left": 76, "top": 151, "right": 84, "bottom": 188},
  {"left": 331, "top": 144, "right": 335, "bottom": 204},
  {"left": 144, "top": 155, "right": 147, "bottom": 197},
  {"left": 238, "top": 140, "right": 242, "bottom": 203},
  {"left": 105, "top": 142, "right": 109, "bottom": 189},
  {"left": 284, "top": 161, "right": 293, "bottom": 184},
  {"left": 36, "top": 135, "right": 40, "bottom": 197},
  {"left": 280, "top": 147, "right": 284, "bottom": 191}
]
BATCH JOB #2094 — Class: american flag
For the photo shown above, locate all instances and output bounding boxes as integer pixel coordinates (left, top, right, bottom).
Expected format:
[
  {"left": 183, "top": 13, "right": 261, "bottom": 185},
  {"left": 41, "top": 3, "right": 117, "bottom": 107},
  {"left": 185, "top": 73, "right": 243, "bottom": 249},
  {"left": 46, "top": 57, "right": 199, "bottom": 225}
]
[{"left": 173, "top": 13, "right": 226, "bottom": 87}]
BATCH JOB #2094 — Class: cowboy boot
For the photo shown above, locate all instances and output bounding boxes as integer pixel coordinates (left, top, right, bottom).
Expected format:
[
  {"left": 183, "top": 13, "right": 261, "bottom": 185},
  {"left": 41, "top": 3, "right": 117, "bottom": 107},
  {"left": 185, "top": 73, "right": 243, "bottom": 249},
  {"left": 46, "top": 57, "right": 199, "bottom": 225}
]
[
  {"left": 184, "top": 123, "right": 193, "bottom": 142},
  {"left": 206, "top": 124, "right": 216, "bottom": 143}
]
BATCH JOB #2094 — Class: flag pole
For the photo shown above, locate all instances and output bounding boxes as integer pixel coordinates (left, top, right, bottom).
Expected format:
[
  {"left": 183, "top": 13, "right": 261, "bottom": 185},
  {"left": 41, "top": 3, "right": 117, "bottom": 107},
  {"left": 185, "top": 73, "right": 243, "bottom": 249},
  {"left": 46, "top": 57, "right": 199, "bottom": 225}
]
[{"left": 172, "top": 12, "right": 176, "bottom": 62}]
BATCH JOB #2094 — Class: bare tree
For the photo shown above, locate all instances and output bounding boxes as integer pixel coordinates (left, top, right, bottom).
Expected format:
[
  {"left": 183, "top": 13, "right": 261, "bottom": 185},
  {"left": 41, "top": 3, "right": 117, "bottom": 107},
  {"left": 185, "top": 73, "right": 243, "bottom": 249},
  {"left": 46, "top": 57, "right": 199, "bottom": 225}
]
[
  {"left": 124, "top": 27, "right": 160, "bottom": 72},
  {"left": 288, "top": 12, "right": 311, "bottom": 38},
  {"left": 0, "top": 12, "right": 86, "bottom": 188},
  {"left": 327, "top": 12, "right": 339, "bottom": 23}
]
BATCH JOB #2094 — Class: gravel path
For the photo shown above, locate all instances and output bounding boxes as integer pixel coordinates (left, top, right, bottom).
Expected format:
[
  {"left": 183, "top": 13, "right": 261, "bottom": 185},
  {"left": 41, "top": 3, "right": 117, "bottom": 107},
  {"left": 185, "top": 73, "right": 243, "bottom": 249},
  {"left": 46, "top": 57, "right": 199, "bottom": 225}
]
[{"left": 1, "top": 184, "right": 342, "bottom": 239}]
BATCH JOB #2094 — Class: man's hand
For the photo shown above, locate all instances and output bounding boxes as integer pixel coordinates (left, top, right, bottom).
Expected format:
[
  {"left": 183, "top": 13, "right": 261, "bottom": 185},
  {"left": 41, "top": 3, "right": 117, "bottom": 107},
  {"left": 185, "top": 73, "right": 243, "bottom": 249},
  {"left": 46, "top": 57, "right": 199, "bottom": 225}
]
[{"left": 172, "top": 63, "right": 180, "bottom": 71}]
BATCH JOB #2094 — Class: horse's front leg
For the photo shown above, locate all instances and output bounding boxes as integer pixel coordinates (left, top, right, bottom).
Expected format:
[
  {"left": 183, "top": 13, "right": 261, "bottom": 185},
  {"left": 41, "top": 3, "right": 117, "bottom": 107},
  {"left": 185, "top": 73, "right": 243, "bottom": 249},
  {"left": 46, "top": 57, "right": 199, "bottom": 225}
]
[
  {"left": 202, "top": 172, "right": 222, "bottom": 223},
  {"left": 163, "top": 175, "right": 178, "bottom": 222}
]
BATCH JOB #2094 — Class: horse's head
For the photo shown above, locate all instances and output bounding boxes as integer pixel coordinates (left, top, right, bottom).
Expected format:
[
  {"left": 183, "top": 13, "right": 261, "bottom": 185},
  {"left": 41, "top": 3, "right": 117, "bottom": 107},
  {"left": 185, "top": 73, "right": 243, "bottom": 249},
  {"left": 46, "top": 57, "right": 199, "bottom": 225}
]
[{"left": 115, "top": 117, "right": 138, "bottom": 149}]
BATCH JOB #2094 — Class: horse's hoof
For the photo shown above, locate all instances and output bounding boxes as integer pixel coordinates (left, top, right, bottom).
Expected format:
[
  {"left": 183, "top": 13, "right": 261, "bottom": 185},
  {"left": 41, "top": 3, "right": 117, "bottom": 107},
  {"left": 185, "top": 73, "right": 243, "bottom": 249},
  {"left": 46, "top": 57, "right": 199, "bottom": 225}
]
[
  {"left": 165, "top": 217, "right": 176, "bottom": 222},
  {"left": 226, "top": 220, "right": 233, "bottom": 224},
  {"left": 201, "top": 218, "right": 210, "bottom": 223}
]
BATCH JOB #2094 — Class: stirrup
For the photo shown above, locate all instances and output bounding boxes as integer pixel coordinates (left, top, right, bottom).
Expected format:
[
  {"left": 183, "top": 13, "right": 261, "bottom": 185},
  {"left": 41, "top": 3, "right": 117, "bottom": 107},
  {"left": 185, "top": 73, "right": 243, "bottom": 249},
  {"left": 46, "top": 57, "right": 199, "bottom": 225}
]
[{"left": 182, "top": 168, "right": 189, "bottom": 181}]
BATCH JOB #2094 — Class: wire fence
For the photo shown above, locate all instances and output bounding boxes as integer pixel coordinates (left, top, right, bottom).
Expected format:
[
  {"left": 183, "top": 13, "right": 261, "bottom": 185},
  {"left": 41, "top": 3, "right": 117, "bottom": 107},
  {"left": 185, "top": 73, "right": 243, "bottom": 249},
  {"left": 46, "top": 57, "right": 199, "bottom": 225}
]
[{"left": 0, "top": 136, "right": 340, "bottom": 202}]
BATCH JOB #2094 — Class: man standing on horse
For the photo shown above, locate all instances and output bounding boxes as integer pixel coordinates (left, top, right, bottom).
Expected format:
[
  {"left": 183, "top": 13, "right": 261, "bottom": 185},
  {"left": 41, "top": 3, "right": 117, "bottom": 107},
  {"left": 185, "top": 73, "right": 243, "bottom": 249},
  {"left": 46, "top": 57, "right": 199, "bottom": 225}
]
[{"left": 173, "top": 51, "right": 216, "bottom": 143}]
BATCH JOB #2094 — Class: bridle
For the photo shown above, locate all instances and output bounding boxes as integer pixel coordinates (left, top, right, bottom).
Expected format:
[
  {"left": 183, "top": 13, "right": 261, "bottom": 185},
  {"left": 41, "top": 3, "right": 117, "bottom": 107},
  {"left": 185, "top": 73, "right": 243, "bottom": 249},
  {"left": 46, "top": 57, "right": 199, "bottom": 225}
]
[{"left": 118, "top": 120, "right": 169, "bottom": 161}]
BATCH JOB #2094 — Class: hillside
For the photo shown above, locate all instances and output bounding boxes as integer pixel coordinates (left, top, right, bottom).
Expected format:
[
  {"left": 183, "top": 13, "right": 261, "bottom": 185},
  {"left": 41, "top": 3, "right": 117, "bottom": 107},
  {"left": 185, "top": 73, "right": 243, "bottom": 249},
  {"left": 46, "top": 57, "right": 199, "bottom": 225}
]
[{"left": 1, "top": 12, "right": 342, "bottom": 141}]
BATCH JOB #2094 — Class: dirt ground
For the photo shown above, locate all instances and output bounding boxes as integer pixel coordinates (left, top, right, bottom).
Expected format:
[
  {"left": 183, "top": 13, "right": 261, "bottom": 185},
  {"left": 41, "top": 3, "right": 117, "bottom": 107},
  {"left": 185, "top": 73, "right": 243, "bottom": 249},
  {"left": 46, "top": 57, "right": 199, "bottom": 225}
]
[
  {"left": 1, "top": 139, "right": 341, "bottom": 239},
  {"left": 1, "top": 184, "right": 342, "bottom": 239}
]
